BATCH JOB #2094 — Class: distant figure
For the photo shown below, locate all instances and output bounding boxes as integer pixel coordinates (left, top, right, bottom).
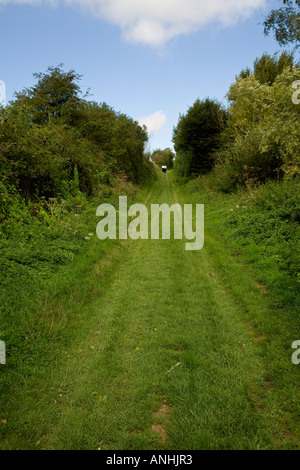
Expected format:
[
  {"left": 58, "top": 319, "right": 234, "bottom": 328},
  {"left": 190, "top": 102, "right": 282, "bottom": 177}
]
[{"left": 162, "top": 165, "right": 167, "bottom": 173}]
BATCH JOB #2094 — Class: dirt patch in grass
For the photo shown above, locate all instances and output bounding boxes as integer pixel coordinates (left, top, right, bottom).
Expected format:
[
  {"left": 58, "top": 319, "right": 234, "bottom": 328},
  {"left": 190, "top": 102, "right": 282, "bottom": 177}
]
[
  {"left": 152, "top": 403, "right": 171, "bottom": 419},
  {"left": 255, "top": 282, "right": 268, "bottom": 294},
  {"left": 151, "top": 423, "right": 168, "bottom": 443},
  {"left": 247, "top": 322, "right": 267, "bottom": 344},
  {"left": 151, "top": 402, "right": 171, "bottom": 444}
]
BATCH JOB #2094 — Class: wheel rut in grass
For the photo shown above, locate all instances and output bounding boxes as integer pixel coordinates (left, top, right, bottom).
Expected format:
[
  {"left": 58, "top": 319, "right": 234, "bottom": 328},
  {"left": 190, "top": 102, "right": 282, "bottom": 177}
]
[{"left": 1, "top": 170, "right": 297, "bottom": 450}]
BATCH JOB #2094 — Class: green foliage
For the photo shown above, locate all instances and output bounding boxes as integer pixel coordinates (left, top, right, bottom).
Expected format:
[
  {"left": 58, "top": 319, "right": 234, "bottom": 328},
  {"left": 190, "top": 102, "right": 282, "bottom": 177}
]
[
  {"left": 172, "top": 98, "right": 228, "bottom": 176},
  {"left": 212, "top": 130, "right": 284, "bottom": 192},
  {"left": 253, "top": 51, "right": 295, "bottom": 85},
  {"left": 214, "top": 59, "right": 300, "bottom": 191},
  {"left": 227, "top": 178, "right": 300, "bottom": 290},
  {"left": 0, "top": 65, "right": 154, "bottom": 212},
  {"left": 151, "top": 148, "right": 175, "bottom": 168},
  {"left": 264, "top": 0, "right": 300, "bottom": 47},
  {"left": 252, "top": 178, "right": 300, "bottom": 223},
  {"left": 236, "top": 52, "right": 296, "bottom": 86},
  {"left": 0, "top": 176, "right": 27, "bottom": 226},
  {"left": 173, "top": 150, "right": 193, "bottom": 179},
  {"left": 0, "top": 112, "right": 105, "bottom": 199},
  {"left": 72, "top": 165, "right": 80, "bottom": 194},
  {"left": 174, "top": 52, "right": 300, "bottom": 193},
  {"left": 234, "top": 52, "right": 297, "bottom": 93},
  {"left": 14, "top": 65, "right": 82, "bottom": 125}
]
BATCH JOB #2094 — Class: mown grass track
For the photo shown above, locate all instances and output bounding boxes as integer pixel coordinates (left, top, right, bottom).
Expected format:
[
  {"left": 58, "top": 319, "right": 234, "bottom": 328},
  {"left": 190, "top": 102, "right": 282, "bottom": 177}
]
[{"left": 0, "top": 171, "right": 299, "bottom": 450}]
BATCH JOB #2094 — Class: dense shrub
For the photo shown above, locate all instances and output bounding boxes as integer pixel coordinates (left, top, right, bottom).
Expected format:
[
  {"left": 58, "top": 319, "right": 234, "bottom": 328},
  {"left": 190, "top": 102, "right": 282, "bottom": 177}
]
[{"left": 211, "top": 62, "right": 300, "bottom": 192}]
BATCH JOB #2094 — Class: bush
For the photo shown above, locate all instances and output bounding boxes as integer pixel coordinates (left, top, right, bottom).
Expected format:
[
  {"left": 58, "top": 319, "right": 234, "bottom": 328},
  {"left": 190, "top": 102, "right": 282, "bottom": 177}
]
[
  {"left": 174, "top": 151, "right": 193, "bottom": 179},
  {"left": 211, "top": 130, "right": 284, "bottom": 192},
  {"left": 252, "top": 178, "right": 300, "bottom": 223}
]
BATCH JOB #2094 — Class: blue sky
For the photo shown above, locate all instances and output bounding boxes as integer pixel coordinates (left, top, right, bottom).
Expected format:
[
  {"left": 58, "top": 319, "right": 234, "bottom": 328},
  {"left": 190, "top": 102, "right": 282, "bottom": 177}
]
[{"left": 0, "top": 0, "right": 287, "bottom": 151}]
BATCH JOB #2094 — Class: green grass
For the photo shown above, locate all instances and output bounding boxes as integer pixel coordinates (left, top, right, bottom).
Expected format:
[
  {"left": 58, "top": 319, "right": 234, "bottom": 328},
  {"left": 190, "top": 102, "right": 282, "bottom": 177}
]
[{"left": 0, "top": 171, "right": 299, "bottom": 450}]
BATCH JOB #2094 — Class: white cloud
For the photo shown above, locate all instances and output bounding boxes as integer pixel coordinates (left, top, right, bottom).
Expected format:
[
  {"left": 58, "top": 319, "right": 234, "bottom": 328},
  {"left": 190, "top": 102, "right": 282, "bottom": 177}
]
[
  {"left": 138, "top": 110, "right": 167, "bottom": 134},
  {"left": 1, "top": 0, "right": 267, "bottom": 46}
]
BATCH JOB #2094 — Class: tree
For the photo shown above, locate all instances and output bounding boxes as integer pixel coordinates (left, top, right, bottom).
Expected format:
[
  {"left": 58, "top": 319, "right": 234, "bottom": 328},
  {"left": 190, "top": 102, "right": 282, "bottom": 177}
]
[
  {"left": 151, "top": 148, "right": 175, "bottom": 168},
  {"left": 73, "top": 100, "right": 150, "bottom": 183},
  {"left": 264, "top": 0, "right": 300, "bottom": 47},
  {"left": 14, "top": 65, "right": 82, "bottom": 125},
  {"left": 230, "top": 52, "right": 297, "bottom": 103},
  {"left": 172, "top": 98, "right": 227, "bottom": 175},
  {"left": 0, "top": 65, "right": 154, "bottom": 202},
  {"left": 253, "top": 51, "right": 295, "bottom": 85}
]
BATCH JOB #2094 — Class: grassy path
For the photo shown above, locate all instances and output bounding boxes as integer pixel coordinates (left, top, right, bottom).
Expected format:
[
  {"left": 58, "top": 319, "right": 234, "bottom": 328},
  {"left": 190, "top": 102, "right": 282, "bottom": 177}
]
[{"left": 0, "top": 171, "right": 299, "bottom": 450}]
